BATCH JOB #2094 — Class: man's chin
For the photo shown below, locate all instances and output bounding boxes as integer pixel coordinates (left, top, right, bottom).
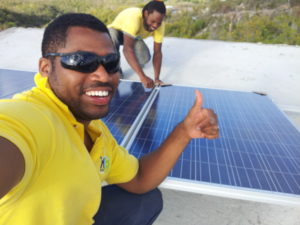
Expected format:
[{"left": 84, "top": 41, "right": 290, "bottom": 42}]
[
  {"left": 74, "top": 110, "right": 110, "bottom": 122},
  {"left": 144, "top": 24, "right": 152, "bottom": 32},
  {"left": 89, "top": 111, "right": 110, "bottom": 120},
  {"left": 146, "top": 27, "right": 154, "bottom": 32}
]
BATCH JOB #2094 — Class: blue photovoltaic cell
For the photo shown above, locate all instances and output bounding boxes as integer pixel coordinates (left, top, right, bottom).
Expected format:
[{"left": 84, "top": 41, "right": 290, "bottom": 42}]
[
  {"left": 102, "top": 81, "right": 151, "bottom": 143},
  {"left": 129, "top": 85, "right": 300, "bottom": 196}
]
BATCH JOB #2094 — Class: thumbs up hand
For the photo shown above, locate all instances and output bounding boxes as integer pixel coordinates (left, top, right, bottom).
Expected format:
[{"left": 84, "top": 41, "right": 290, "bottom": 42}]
[{"left": 182, "top": 90, "right": 219, "bottom": 139}]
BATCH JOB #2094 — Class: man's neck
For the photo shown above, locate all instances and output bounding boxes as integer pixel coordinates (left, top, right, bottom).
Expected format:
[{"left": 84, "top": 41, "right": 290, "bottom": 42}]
[
  {"left": 84, "top": 129, "right": 94, "bottom": 152},
  {"left": 79, "top": 120, "right": 94, "bottom": 152}
]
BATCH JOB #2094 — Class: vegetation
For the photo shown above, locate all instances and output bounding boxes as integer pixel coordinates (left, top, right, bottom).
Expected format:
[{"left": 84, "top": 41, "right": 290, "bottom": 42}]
[{"left": 1, "top": 0, "right": 300, "bottom": 45}]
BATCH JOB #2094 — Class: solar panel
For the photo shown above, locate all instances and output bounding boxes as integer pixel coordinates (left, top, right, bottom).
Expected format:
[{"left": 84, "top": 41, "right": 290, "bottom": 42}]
[
  {"left": 0, "top": 69, "right": 35, "bottom": 98},
  {"left": 128, "top": 85, "right": 300, "bottom": 205}
]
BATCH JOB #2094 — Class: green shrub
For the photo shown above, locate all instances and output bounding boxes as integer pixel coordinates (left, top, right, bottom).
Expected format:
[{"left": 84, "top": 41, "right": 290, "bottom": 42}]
[
  {"left": 165, "top": 15, "right": 206, "bottom": 38},
  {"left": 229, "top": 13, "right": 300, "bottom": 44},
  {"left": 1, "top": 0, "right": 300, "bottom": 45}
]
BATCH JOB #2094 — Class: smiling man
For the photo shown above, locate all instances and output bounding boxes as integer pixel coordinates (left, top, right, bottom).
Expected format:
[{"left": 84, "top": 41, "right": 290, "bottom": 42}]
[
  {"left": 108, "top": 0, "right": 166, "bottom": 88},
  {"left": 0, "top": 13, "right": 219, "bottom": 225}
]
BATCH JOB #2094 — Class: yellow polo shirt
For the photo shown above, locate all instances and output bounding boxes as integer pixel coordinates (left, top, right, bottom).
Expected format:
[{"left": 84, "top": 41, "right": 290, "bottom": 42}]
[
  {"left": 0, "top": 73, "right": 138, "bottom": 225},
  {"left": 108, "top": 7, "right": 165, "bottom": 43}
]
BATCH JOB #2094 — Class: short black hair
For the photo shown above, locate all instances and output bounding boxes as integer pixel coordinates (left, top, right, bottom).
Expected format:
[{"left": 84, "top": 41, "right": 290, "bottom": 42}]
[
  {"left": 42, "top": 13, "right": 109, "bottom": 57},
  {"left": 142, "top": 1, "right": 166, "bottom": 15}
]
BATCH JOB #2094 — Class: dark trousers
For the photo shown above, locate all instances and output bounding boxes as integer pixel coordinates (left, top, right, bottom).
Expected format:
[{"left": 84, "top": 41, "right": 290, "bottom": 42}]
[{"left": 93, "top": 185, "right": 163, "bottom": 225}]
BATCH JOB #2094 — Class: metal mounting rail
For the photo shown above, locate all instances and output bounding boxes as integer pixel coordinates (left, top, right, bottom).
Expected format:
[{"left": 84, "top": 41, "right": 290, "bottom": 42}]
[{"left": 120, "top": 86, "right": 160, "bottom": 150}]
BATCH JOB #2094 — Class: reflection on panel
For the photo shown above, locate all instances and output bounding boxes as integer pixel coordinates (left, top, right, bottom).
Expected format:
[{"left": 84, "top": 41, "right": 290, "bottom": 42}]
[{"left": 102, "top": 81, "right": 151, "bottom": 143}]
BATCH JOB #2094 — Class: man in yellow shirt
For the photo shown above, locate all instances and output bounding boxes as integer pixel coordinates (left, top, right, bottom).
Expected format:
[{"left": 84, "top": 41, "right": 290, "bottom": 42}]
[
  {"left": 108, "top": 0, "right": 166, "bottom": 88},
  {"left": 0, "top": 13, "right": 219, "bottom": 225}
]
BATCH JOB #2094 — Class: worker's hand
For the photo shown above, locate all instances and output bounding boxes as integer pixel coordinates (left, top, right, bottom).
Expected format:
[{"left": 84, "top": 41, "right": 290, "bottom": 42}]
[
  {"left": 140, "top": 75, "right": 155, "bottom": 88},
  {"left": 182, "top": 90, "right": 219, "bottom": 139},
  {"left": 154, "top": 79, "right": 164, "bottom": 86}
]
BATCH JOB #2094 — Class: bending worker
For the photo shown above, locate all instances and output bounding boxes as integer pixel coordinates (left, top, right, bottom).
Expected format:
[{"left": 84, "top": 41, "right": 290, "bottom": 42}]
[
  {"left": 0, "top": 13, "right": 219, "bottom": 225},
  {"left": 108, "top": 0, "right": 166, "bottom": 88}
]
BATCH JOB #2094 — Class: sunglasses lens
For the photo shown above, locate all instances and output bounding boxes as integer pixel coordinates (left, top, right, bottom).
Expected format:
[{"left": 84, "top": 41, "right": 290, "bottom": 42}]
[
  {"left": 102, "top": 54, "right": 120, "bottom": 74},
  {"left": 60, "top": 52, "right": 98, "bottom": 73},
  {"left": 60, "top": 52, "right": 120, "bottom": 74}
]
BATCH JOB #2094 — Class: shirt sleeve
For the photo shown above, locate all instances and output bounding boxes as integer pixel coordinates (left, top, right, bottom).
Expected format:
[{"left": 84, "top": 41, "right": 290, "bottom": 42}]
[
  {"left": 97, "top": 123, "right": 138, "bottom": 184},
  {"left": 109, "top": 9, "right": 142, "bottom": 39},
  {"left": 121, "top": 14, "right": 141, "bottom": 38},
  {"left": 106, "top": 143, "right": 139, "bottom": 184},
  {"left": 153, "top": 22, "right": 165, "bottom": 43},
  {"left": 0, "top": 115, "right": 36, "bottom": 203}
]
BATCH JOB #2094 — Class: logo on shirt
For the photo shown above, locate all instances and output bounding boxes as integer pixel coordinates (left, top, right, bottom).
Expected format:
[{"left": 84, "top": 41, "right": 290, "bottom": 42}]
[{"left": 100, "top": 156, "right": 110, "bottom": 173}]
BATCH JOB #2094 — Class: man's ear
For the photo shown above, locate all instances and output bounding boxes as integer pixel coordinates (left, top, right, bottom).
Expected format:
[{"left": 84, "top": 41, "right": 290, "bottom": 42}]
[
  {"left": 143, "top": 10, "right": 149, "bottom": 18},
  {"left": 39, "top": 57, "right": 51, "bottom": 77}
]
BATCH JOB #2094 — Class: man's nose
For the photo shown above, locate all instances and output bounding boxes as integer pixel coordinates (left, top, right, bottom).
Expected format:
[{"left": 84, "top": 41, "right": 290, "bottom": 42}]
[{"left": 89, "top": 65, "right": 110, "bottom": 82}]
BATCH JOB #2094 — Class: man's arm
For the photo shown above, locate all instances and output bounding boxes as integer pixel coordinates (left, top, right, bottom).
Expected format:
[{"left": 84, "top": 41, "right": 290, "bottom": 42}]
[
  {"left": 0, "top": 137, "right": 25, "bottom": 198},
  {"left": 123, "top": 34, "right": 154, "bottom": 88},
  {"left": 118, "top": 90, "right": 219, "bottom": 193},
  {"left": 153, "top": 42, "right": 162, "bottom": 84}
]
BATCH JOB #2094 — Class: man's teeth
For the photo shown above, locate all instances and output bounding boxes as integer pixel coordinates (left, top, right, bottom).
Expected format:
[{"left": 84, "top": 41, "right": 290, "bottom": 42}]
[{"left": 86, "top": 91, "right": 109, "bottom": 97}]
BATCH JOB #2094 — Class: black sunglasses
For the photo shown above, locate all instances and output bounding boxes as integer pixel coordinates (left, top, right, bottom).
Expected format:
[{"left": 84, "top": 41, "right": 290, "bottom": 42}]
[{"left": 45, "top": 51, "right": 120, "bottom": 74}]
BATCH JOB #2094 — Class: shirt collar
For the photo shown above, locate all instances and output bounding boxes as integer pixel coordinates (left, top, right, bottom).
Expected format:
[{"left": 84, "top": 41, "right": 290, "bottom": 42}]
[
  {"left": 34, "top": 72, "right": 103, "bottom": 140},
  {"left": 34, "top": 72, "right": 81, "bottom": 127}
]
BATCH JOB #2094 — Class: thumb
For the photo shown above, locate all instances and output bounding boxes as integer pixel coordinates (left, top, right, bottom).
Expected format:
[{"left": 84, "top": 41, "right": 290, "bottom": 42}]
[{"left": 193, "top": 90, "right": 203, "bottom": 109}]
